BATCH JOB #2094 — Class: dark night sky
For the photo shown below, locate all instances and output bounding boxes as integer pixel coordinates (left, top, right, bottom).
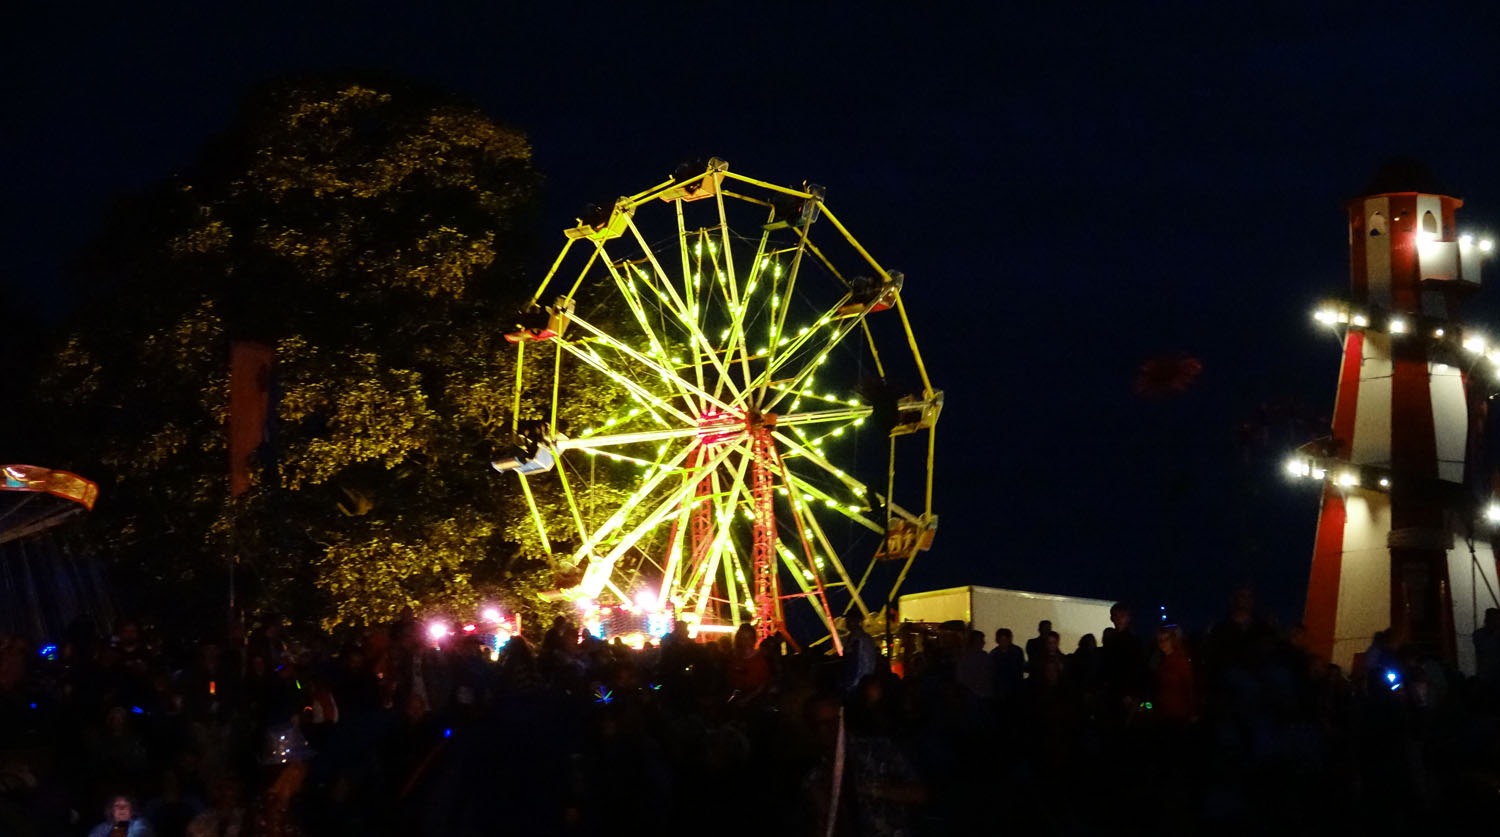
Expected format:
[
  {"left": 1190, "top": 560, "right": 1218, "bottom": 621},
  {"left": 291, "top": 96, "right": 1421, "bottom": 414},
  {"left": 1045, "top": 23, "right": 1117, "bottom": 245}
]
[{"left": 7, "top": 2, "right": 1500, "bottom": 631}]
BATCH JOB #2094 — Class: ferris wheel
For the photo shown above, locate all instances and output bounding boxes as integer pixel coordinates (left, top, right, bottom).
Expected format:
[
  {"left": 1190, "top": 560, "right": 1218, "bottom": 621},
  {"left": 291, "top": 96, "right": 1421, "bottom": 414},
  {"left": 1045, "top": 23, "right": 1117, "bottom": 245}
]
[{"left": 495, "top": 158, "right": 940, "bottom": 649}]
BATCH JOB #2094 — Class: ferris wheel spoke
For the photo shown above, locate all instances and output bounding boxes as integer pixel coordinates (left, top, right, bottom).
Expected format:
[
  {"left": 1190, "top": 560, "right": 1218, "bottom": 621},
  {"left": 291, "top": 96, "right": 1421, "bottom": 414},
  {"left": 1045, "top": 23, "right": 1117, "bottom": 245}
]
[
  {"left": 557, "top": 424, "right": 711, "bottom": 451},
  {"left": 620, "top": 216, "right": 707, "bottom": 341},
  {"left": 575, "top": 470, "right": 706, "bottom": 599},
  {"left": 703, "top": 246, "right": 754, "bottom": 400},
  {"left": 592, "top": 243, "right": 723, "bottom": 415},
  {"left": 683, "top": 221, "right": 755, "bottom": 405},
  {"left": 774, "top": 540, "right": 843, "bottom": 651},
  {"left": 772, "top": 405, "right": 874, "bottom": 429},
  {"left": 708, "top": 185, "right": 759, "bottom": 401},
  {"left": 567, "top": 442, "right": 702, "bottom": 572},
  {"left": 674, "top": 201, "right": 709, "bottom": 400},
  {"left": 756, "top": 315, "right": 863, "bottom": 414},
  {"left": 617, "top": 211, "right": 741, "bottom": 401},
  {"left": 554, "top": 338, "right": 698, "bottom": 425},
  {"left": 617, "top": 257, "right": 746, "bottom": 409},
  {"left": 776, "top": 430, "right": 924, "bottom": 528},
  {"left": 762, "top": 230, "right": 817, "bottom": 381},
  {"left": 549, "top": 452, "right": 592, "bottom": 551},
  {"left": 670, "top": 300, "right": 752, "bottom": 409},
  {"left": 769, "top": 429, "right": 869, "bottom": 500},
  {"left": 790, "top": 492, "right": 872, "bottom": 619},
  {"left": 781, "top": 471, "right": 884, "bottom": 535},
  {"left": 584, "top": 256, "right": 699, "bottom": 404},
  {"left": 564, "top": 313, "right": 736, "bottom": 415},
  {"left": 655, "top": 470, "right": 699, "bottom": 604}
]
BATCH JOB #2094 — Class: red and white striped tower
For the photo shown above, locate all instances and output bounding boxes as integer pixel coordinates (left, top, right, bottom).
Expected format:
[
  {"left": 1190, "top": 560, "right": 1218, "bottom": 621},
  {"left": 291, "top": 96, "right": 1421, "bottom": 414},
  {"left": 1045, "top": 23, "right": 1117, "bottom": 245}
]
[{"left": 1301, "top": 161, "right": 1500, "bottom": 675}]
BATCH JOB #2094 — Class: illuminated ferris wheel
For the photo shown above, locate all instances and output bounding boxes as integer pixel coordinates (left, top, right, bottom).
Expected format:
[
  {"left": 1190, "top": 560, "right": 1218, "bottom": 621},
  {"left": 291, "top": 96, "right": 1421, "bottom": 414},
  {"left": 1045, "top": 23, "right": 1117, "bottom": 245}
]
[{"left": 495, "top": 158, "right": 940, "bottom": 648}]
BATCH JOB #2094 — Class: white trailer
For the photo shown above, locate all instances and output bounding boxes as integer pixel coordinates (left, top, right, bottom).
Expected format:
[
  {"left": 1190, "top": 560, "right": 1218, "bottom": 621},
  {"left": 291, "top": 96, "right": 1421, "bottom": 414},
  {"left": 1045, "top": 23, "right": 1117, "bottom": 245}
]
[{"left": 898, "top": 585, "right": 1117, "bottom": 653}]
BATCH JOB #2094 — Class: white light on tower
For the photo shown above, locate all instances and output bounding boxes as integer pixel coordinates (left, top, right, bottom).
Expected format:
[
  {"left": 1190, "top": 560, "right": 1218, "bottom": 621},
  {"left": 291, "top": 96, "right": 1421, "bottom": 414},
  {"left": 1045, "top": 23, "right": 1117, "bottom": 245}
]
[
  {"left": 1487, "top": 503, "right": 1500, "bottom": 523},
  {"left": 1285, "top": 458, "right": 1312, "bottom": 478},
  {"left": 1378, "top": 477, "right": 1391, "bottom": 488},
  {"left": 1460, "top": 234, "right": 1474, "bottom": 247},
  {"left": 1314, "top": 308, "right": 1339, "bottom": 325},
  {"left": 1351, "top": 314, "right": 1369, "bottom": 327},
  {"left": 1482, "top": 239, "right": 1495, "bottom": 253},
  {"left": 1389, "top": 317, "right": 1408, "bottom": 334},
  {"left": 1465, "top": 335, "right": 1488, "bottom": 354},
  {"left": 1337, "top": 471, "right": 1359, "bottom": 488}
]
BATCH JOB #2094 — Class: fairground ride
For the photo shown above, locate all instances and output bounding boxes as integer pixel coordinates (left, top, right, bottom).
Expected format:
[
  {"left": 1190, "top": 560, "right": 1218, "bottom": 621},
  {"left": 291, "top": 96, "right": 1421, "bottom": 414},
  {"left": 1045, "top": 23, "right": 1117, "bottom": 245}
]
[
  {"left": 494, "top": 159, "right": 941, "bottom": 650},
  {"left": 0, "top": 464, "right": 110, "bottom": 642}
]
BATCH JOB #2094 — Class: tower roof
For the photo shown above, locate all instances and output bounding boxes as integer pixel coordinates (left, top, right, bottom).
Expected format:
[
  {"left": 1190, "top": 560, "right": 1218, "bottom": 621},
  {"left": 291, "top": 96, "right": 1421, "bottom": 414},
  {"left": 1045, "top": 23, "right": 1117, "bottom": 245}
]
[{"left": 1360, "top": 157, "right": 1451, "bottom": 198}]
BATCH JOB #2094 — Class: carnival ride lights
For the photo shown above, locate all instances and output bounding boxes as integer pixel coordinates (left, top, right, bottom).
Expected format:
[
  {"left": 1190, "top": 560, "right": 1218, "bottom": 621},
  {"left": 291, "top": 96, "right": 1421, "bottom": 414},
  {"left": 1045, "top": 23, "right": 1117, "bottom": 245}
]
[
  {"left": 575, "top": 596, "right": 677, "bottom": 648},
  {"left": 1, "top": 464, "right": 99, "bottom": 545},
  {"left": 492, "top": 158, "right": 941, "bottom": 648},
  {"left": 426, "top": 606, "right": 521, "bottom": 659}
]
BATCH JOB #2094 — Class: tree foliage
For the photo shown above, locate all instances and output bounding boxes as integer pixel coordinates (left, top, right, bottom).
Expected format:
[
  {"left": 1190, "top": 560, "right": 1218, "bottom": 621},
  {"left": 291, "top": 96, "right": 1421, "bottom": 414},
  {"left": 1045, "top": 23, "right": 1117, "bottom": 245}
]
[{"left": 38, "top": 74, "right": 609, "bottom": 634}]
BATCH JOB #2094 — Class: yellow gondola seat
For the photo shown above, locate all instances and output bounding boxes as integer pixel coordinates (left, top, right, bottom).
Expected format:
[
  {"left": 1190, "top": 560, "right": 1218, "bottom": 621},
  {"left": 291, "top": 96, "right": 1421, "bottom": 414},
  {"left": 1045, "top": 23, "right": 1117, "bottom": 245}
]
[{"left": 889, "top": 390, "right": 943, "bottom": 437}]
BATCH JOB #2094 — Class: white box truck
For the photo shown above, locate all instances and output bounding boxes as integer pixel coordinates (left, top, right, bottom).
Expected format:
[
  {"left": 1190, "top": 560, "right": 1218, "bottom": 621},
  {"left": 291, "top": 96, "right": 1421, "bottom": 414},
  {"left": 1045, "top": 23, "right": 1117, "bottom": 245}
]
[{"left": 897, "top": 585, "right": 1117, "bottom": 653}]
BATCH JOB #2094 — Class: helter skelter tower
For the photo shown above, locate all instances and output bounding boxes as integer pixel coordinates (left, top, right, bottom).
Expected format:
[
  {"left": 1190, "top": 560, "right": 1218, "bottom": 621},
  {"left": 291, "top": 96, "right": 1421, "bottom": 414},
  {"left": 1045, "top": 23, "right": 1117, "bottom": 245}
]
[{"left": 1290, "top": 161, "right": 1500, "bottom": 674}]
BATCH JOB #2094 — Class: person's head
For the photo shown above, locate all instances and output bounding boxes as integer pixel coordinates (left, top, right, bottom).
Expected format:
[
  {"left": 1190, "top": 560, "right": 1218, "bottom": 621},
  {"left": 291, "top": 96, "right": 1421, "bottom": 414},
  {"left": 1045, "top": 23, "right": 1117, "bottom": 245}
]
[
  {"left": 106, "top": 794, "right": 133, "bottom": 824},
  {"left": 1077, "top": 633, "right": 1097, "bottom": 652},
  {"left": 1044, "top": 631, "right": 1061, "bottom": 653},
  {"left": 994, "top": 628, "right": 1013, "bottom": 649},
  {"left": 1110, "top": 602, "right": 1132, "bottom": 630},
  {"left": 734, "top": 622, "right": 757, "bottom": 652},
  {"left": 968, "top": 629, "right": 985, "bottom": 650},
  {"left": 105, "top": 706, "right": 130, "bottom": 735},
  {"left": 1156, "top": 625, "right": 1183, "bottom": 655},
  {"left": 1288, "top": 623, "right": 1308, "bottom": 647},
  {"left": 1036, "top": 620, "right": 1051, "bottom": 636},
  {"left": 759, "top": 633, "right": 784, "bottom": 658}
]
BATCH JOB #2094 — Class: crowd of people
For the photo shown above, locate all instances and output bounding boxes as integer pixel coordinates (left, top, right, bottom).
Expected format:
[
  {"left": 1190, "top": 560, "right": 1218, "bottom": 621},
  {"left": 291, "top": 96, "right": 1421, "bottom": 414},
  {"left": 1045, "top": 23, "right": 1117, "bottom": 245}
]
[{"left": 1, "top": 586, "right": 1499, "bottom": 836}]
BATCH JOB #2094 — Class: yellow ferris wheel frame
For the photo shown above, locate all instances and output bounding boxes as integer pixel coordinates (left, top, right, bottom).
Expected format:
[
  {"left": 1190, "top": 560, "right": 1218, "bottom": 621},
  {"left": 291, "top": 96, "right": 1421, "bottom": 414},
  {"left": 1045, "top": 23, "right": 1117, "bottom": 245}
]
[{"left": 498, "top": 158, "right": 940, "bottom": 646}]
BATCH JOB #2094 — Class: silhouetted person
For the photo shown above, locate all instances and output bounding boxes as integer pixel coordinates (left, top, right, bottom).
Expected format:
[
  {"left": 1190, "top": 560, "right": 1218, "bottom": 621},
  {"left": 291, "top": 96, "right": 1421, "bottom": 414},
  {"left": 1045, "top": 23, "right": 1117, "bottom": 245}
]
[
  {"left": 89, "top": 795, "right": 154, "bottom": 837},
  {"left": 841, "top": 617, "right": 880, "bottom": 696},
  {"left": 1101, "top": 602, "right": 1147, "bottom": 722},
  {"left": 990, "top": 628, "right": 1025, "bottom": 705},
  {"left": 1024, "top": 620, "right": 1052, "bottom": 678},
  {"left": 1474, "top": 607, "right": 1500, "bottom": 710}
]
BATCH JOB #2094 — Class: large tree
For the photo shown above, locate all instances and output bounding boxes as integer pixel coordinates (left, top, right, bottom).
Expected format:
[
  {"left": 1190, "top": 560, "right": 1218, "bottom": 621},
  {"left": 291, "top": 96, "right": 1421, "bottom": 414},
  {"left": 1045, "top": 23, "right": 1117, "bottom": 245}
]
[{"left": 39, "top": 74, "right": 606, "bottom": 633}]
